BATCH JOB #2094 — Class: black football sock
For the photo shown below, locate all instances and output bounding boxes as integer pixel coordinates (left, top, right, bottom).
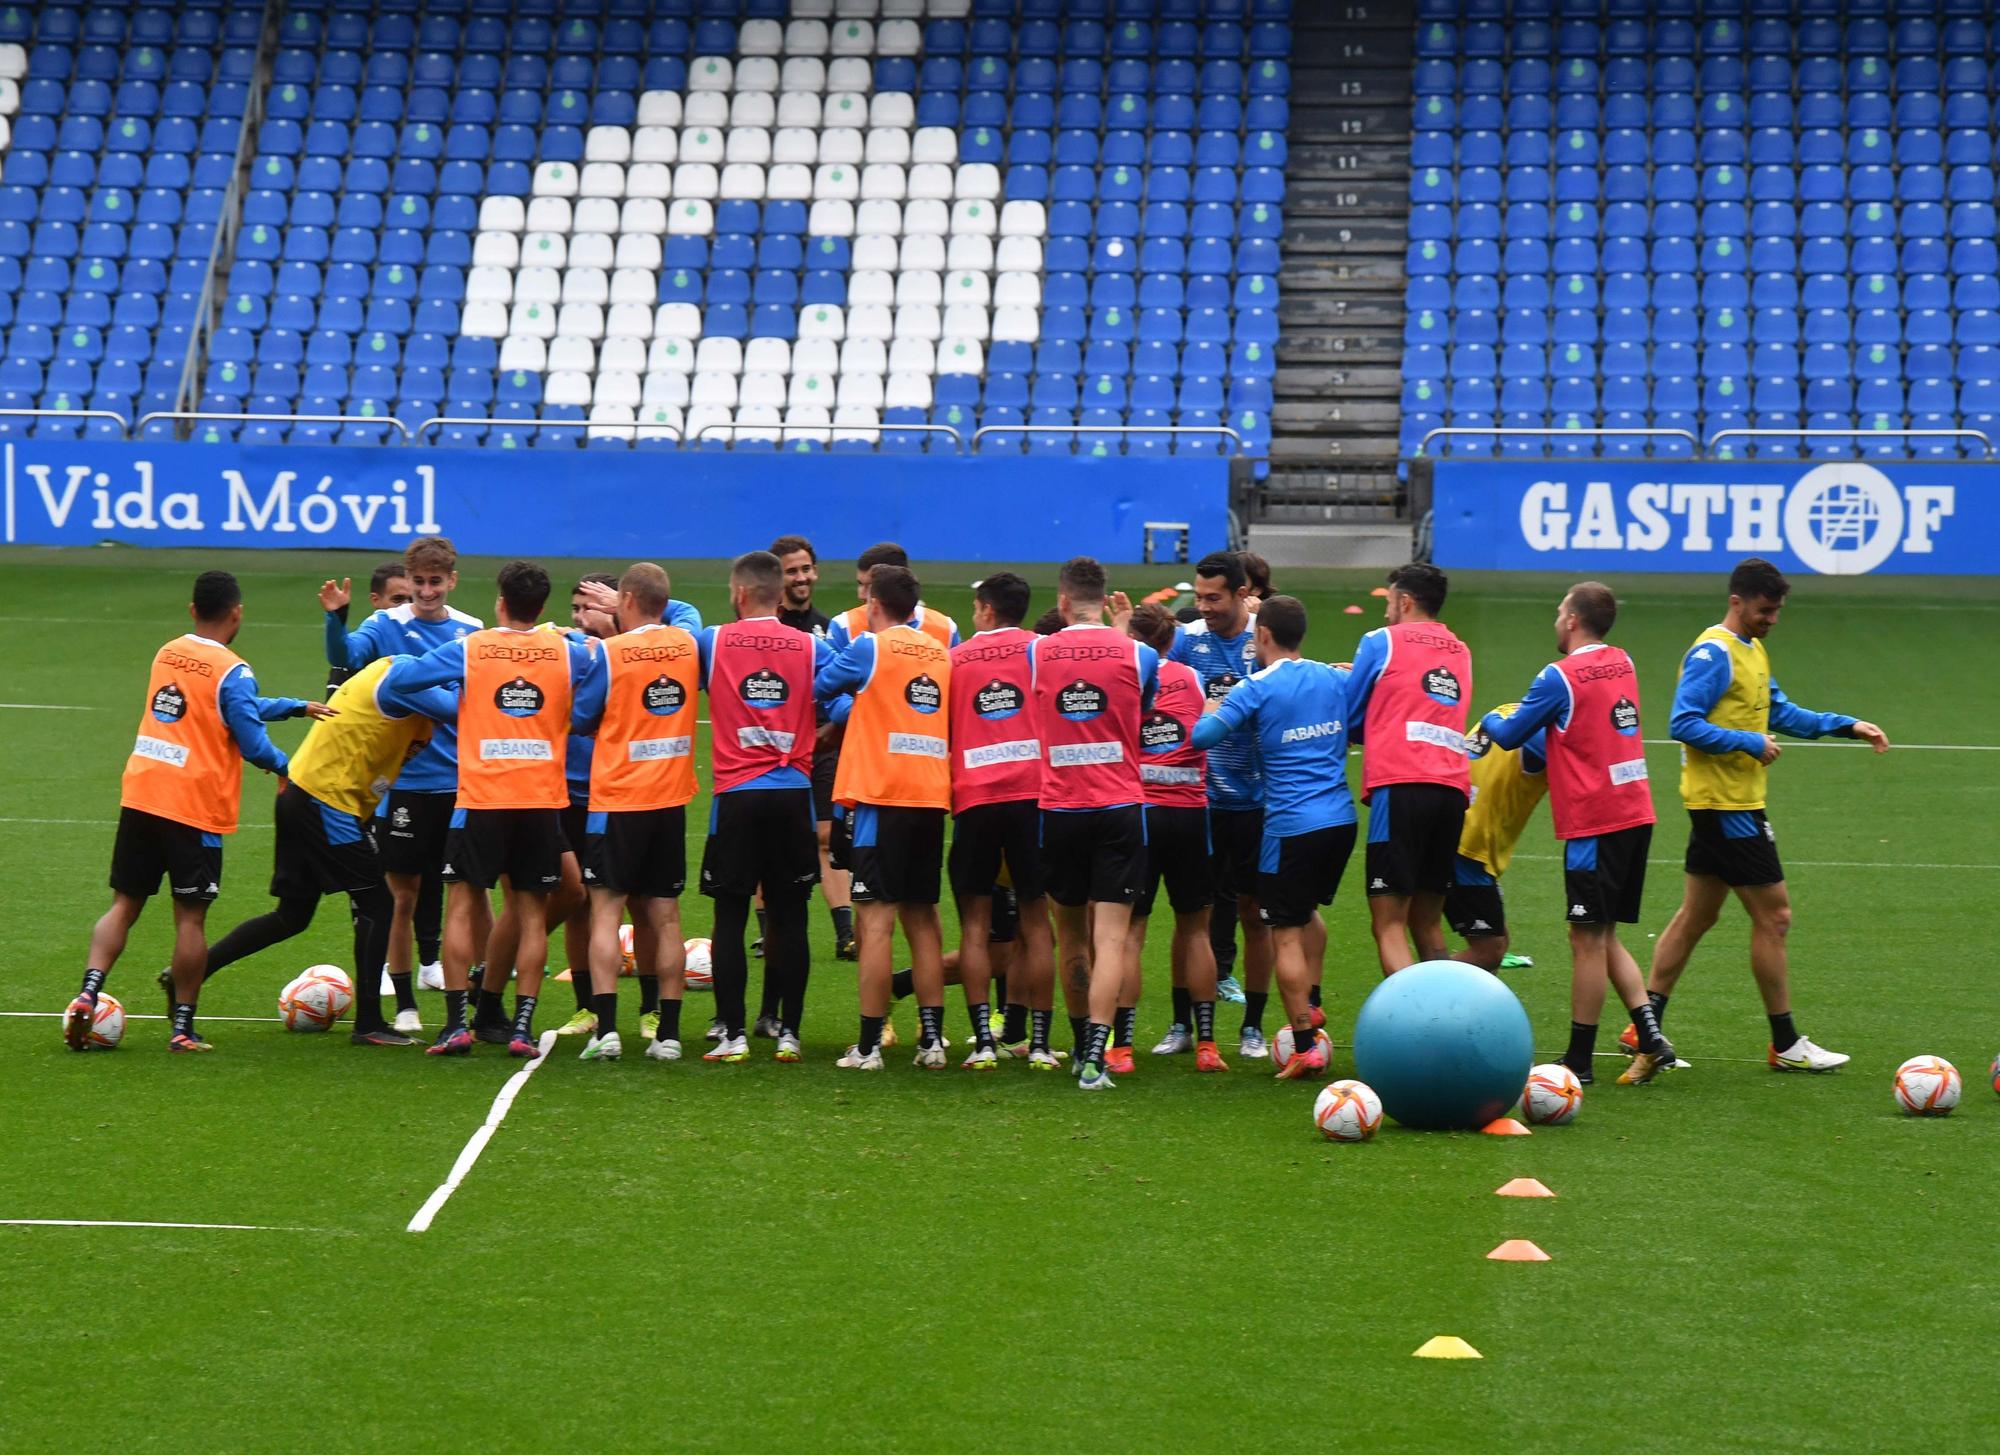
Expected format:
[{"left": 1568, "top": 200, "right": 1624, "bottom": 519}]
[
  {"left": 171, "top": 1002, "right": 197, "bottom": 1038},
  {"left": 659, "top": 997, "right": 682, "bottom": 1042},
  {"left": 202, "top": 894, "right": 318, "bottom": 980},
  {"left": 1170, "top": 986, "right": 1192, "bottom": 1029},
  {"left": 1768, "top": 1011, "right": 1798, "bottom": 1051},
  {"left": 859, "top": 1014, "right": 885, "bottom": 1055},
  {"left": 1113, "top": 1006, "right": 1136, "bottom": 1048},
  {"left": 992, "top": 970, "right": 1008, "bottom": 1006},
  {"left": 968, "top": 1000, "right": 991, "bottom": 1044},
  {"left": 1083, "top": 1020, "right": 1111, "bottom": 1070},
  {"left": 639, "top": 973, "right": 660, "bottom": 1015},
  {"left": 1647, "top": 989, "right": 1669, "bottom": 1025},
  {"left": 571, "top": 959, "right": 593, "bottom": 1011},
  {"left": 415, "top": 871, "right": 444, "bottom": 966},
  {"left": 890, "top": 968, "right": 915, "bottom": 1000},
  {"left": 917, "top": 1003, "right": 944, "bottom": 1047},
  {"left": 1030, "top": 1009, "right": 1052, "bottom": 1052},
  {"left": 444, "top": 989, "right": 468, "bottom": 1032},
  {"left": 80, "top": 968, "right": 107, "bottom": 1000},
  {"left": 1210, "top": 894, "right": 1238, "bottom": 973},
  {"left": 766, "top": 893, "right": 811, "bottom": 1032},
  {"left": 710, "top": 894, "right": 751, "bottom": 1037},
  {"left": 474, "top": 987, "right": 507, "bottom": 1023},
  {"left": 1564, "top": 1021, "right": 1596, "bottom": 1077},
  {"left": 1193, "top": 999, "right": 1216, "bottom": 1043},
  {"left": 1308, "top": 982, "right": 1322, "bottom": 1009},
  {"left": 348, "top": 886, "right": 394, "bottom": 1033},
  {"left": 1002, "top": 1002, "right": 1028, "bottom": 1043},
  {"left": 389, "top": 972, "right": 417, "bottom": 1013},
  {"left": 417, "top": 936, "right": 442, "bottom": 966},
  {"left": 1629, "top": 1001, "right": 1668, "bottom": 1055},
  {"left": 1243, "top": 990, "right": 1268, "bottom": 1034},
  {"left": 755, "top": 907, "right": 768, "bottom": 942},
  {"left": 1067, "top": 1014, "right": 1087, "bottom": 1059},
  {"left": 592, "top": 991, "right": 618, "bottom": 1041},
  {"left": 512, "top": 994, "right": 538, "bottom": 1041},
  {"left": 757, "top": 972, "right": 779, "bottom": 1022},
  {"left": 831, "top": 905, "right": 854, "bottom": 940}
]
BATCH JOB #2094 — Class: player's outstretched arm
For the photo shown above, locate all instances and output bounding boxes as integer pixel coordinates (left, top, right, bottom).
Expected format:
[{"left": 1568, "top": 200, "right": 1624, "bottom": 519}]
[
  {"left": 813, "top": 636, "right": 872, "bottom": 705},
  {"left": 391, "top": 637, "right": 468, "bottom": 692},
  {"left": 218, "top": 668, "right": 291, "bottom": 776},
  {"left": 1849, "top": 720, "right": 1890, "bottom": 753},
  {"left": 1767, "top": 677, "right": 1867, "bottom": 743},
  {"left": 1482, "top": 665, "right": 1565, "bottom": 751}
]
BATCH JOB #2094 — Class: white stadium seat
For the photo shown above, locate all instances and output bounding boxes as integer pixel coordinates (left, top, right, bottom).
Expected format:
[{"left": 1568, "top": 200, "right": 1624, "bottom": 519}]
[
  {"left": 837, "top": 372, "right": 884, "bottom": 409},
  {"left": 949, "top": 198, "right": 997, "bottom": 235},
  {"left": 601, "top": 337, "right": 648, "bottom": 374},
  {"left": 691, "top": 371, "right": 739, "bottom": 408},
  {"left": 834, "top": 0, "right": 879, "bottom": 17},
  {"left": 589, "top": 404, "right": 637, "bottom": 443},
  {"left": 1000, "top": 200, "right": 1048, "bottom": 237},
  {"left": 787, "top": 370, "right": 833, "bottom": 407},
  {"left": 948, "top": 233, "right": 994, "bottom": 271},
  {"left": 683, "top": 405, "right": 732, "bottom": 446},
  {"left": 899, "top": 233, "right": 945, "bottom": 272},
  {"left": 865, "top": 129, "right": 911, "bottom": 166},
  {"left": 993, "top": 272, "right": 1041, "bottom": 308},
  {"left": 794, "top": 338, "right": 841, "bottom": 376},
  {"left": 633, "top": 127, "right": 679, "bottom": 164},
  {"left": 579, "top": 162, "right": 624, "bottom": 198},
  {"left": 893, "top": 305, "right": 941, "bottom": 342},
  {"left": 745, "top": 337, "right": 793, "bottom": 374},
  {"left": 726, "top": 127, "right": 772, "bottom": 164},
  {"left": 938, "top": 337, "right": 984, "bottom": 376},
  {"left": 688, "top": 56, "right": 734, "bottom": 92},
  {"left": 828, "top": 59, "right": 873, "bottom": 91},
  {"left": 520, "top": 230, "right": 568, "bottom": 266},
  {"left": 730, "top": 92, "right": 776, "bottom": 129},
  {"left": 847, "top": 304, "right": 893, "bottom": 341},
  {"left": 720, "top": 164, "right": 768, "bottom": 200},
  {"left": 870, "top": 93, "right": 915, "bottom": 130},
  {"left": 478, "top": 196, "right": 525, "bottom": 232},
  {"left": 848, "top": 271, "right": 894, "bottom": 308},
  {"left": 574, "top": 198, "right": 620, "bottom": 234},
  {"left": 888, "top": 337, "right": 935, "bottom": 375},
  {"left": 545, "top": 370, "right": 593, "bottom": 406},
  {"left": 856, "top": 199, "right": 903, "bottom": 237},
  {"left": 784, "top": 406, "right": 833, "bottom": 445},
  {"left": 665, "top": 199, "right": 715, "bottom": 235},
  {"left": 818, "top": 128, "right": 864, "bottom": 165},
  {"left": 562, "top": 266, "right": 610, "bottom": 305},
  {"left": 678, "top": 128, "right": 724, "bottom": 165},
  {"left": 654, "top": 303, "right": 702, "bottom": 340},
  {"left": 906, "top": 163, "right": 953, "bottom": 201},
  {"left": 773, "top": 127, "right": 819, "bottom": 165},
  {"left": 648, "top": 336, "right": 696, "bottom": 374},
  {"left": 766, "top": 163, "right": 813, "bottom": 200},
  {"left": 798, "top": 304, "right": 846, "bottom": 340},
  {"left": 695, "top": 338, "right": 744, "bottom": 375},
  {"left": 514, "top": 266, "right": 560, "bottom": 304},
  {"left": 911, "top": 128, "right": 958, "bottom": 165},
  {"left": 833, "top": 405, "right": 881, "bottom": 444},
  {"left": 643, "top": 370, "right": 691, "bottom": 405},
  {"left": 636, "top": 92, "right": 682, "bottom": 128},
  {"left": 942, "top": 302, "right": 991, "bottom": 340},
  {"left": 991, "top": 306, "right": 1040, "bottom": 342},
  {"left": 955, "top": 165, "right": 1001, "bottom": 201},
  {"left": 526, "top": 196, "right": 573, "bottom": 233},
  {"left": 896, "top": 270, "right": 941, "bottom": 308},
  {"left": 556, "top": 302, "right": 604, "bottom": 339},
  {"left": 615, "top": 233, "right": 662, "bottom": 269},
  {"left": 784, "top": 20, "right": 829, "bottom": 55},
  {"left": 499, "top": 334, "right": 547, "bottom": 371},
  {"left": 903, "top": 199, "right": 949, "bottom": 236},
  {"left": 586, "top": 126, "right": 631, "bottom": 164},
  {"left": 567, "top": 233, "right": 614, "bottom": 270},
  {"left": 877, "top": 19, "right": 921, "bottom": 55},
  {"left": 672, "top": 162, "right": 720, "bottom": 199},
  {"left": 780, "top": 58, "right": 827, "bottom": 94},
  {"left": 739, "top": 371, "right": 788, "bottom": 409},
  {"left": 885, "top": 371, "right": 933, "bottom": 409},
  {"left": 790, "top": 0, "right": 833, "bottom": 15},
  {"left": 944, "top": 269, "right": 991, "bottom": 308},
  {"left": 837, "top": 337, "right": 886, "bottom": 376},
  {"left": 860, "top": 164, "right": 906, "bottom": 200},
  {"left": 533, "top": 161, "right": 580, "bottom": 197},
  {"left": 735, "top": 406, "right": 783, "bottom": 445},
  {"left": 472, "top": 233, "right": 519, "bottom": 268},
  {"left": 459, "top": 299, "right": 508, "bottom": 338},
  {"left": 807, "top": 198, "right": 855, "bottom": 237},
  {"left": 594, "top": 372, "right": 641, "bottom": 409},
  {"left": 824, "top": 89, "right": 869, "bottom": 126},
  {"left": 995, "top": 235, "right": 1042, "bottom": 271},
  {"left": 738, "top": 19, "right": 783, "bottom": 56},
  {"left": 638, "top": 404, "right": 684, "bottom": 443},
  {"left": 607, "top": 300, "right": 655, "bottom": 337},
  {"left": 776, "top": 90, "right": 823, "bottom": 128}
]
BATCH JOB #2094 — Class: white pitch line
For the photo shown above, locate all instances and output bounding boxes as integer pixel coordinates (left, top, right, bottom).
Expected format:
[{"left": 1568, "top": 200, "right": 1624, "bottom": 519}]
[
  {"left": 1636, "top": 738, "right": 1995, "bottom": 752},
  {"left": 0, "top": 1011, "right": 284, "bottom": 1023},
  {"left": 0, "top": 702, "right": 97, "bottom": 710},
  {"left": 1511, "top": 852, "right": 1999, "bottom": 872},
  {"left": 0, "top": 817, "right": 272, "bottom": 828},
  {"left": 406, "top": 1029, "right": 558, "bottom": 1234},
  {"left": 0, "top": 1218, "right": 291, "bottom": 1231}
]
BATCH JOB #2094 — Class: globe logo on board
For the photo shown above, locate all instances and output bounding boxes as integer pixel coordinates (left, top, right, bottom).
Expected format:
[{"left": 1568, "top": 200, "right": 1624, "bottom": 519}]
[{"left": 1784, "top": 464, "right": 1905, "bottom": 576}]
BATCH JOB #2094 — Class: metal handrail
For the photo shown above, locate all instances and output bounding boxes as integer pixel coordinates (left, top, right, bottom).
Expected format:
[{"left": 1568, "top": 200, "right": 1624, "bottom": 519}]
[
  {"left": 1417, "top": 425, "right": 1702, "bottom": 453},
  {"left": 0, "top": 406, "right": 131, "bottom": 435},
  {"left": 1705, "top": 426, "right": 1996, "bottom": 455},
  {"left": 694, "top": 421, "right": 967, "bottom": 452},
  {"left": 968, "top": 423, "right": 1246, "bottom": 449},
  {"left": 415, "top": 416, "right": 682, "bottom": 443},
  {"left": 137, "top": 410, "right": 414, "bottom": 441}
]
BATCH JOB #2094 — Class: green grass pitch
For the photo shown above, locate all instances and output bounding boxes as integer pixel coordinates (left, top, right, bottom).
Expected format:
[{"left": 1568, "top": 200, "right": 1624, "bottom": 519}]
[{"left": 2, "top": 546, "right": 1996, "bottom": 1451}]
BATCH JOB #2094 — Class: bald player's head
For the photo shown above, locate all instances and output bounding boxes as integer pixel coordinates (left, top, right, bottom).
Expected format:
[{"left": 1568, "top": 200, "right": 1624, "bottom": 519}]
[{"left": 618, "top": 562, "right": 672, "bottom": 627}]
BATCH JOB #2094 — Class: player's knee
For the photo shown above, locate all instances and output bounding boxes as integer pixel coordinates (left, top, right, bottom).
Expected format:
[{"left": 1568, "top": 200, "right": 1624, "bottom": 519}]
[{"left": 1759, "top": 901, "right": 1793, "bottom": 938}]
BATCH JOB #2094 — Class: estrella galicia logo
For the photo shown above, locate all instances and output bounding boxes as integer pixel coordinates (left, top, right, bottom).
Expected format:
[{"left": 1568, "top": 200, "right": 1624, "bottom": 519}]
[
  {"left": 150, "top": 682, "right": 187, "bottom": 723},
  {"left": 1058, "top": 678, "right": 1106, "bottom": 721},
  {"left": 1140, "top": 710, "right": 1185, "bottom": 753},
  {"left": 1465, "top": 723, "right": 1492, "bottom": 759},
  {"left": 1204, "top": 671, "right": 1241, "bottom": 705},
  {"left": 644, "top": 675, "right": 686, "bottom": 716},
  {"left": 905, "top": 672, "right": 941, "bottom": 715},
  {"left": 1610, "top": 696, "right": 1640, "bottom": 735},
  {"left": 742, "top": 667, "right": 788, "bottom": 710},
  {"left": 496, "top": 677, "right": 544, "bottom": 717},
  {"left": 975, "top": 678, "right": 1022, "bottom": 720},
  {"left": 1423, "top": 667, "right": 1461, "bottom": 706}
]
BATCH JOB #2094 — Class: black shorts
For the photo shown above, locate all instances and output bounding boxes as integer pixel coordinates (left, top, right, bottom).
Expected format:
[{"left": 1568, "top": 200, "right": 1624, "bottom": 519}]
[
  {"left": 1040, "top": 804, "right": 1146, "bottom": 908},
  {"left": 1209, "top": 805, "right": 1263, "bottom": 902},
  {"left": 1364, "top": 783, "right": 1466, "bottom": 897},
  {"left": 700, "top": 787, "right": 819, "bottom": 901},
  {"left": 1257, "top": 823, "right": 1357, "bottom": 929},
  {"left": 811, "top": 745, "right": 840, "bottom": 823},
  {"left": 990, "top": 884, "right": 1019, "bottom": 943},
  {"left": 948, "top": 799, "right": 1047, "bottom": 903},
  {"left": 828, "top": 806, "right": 852, "bottom": 870},
  {"left": 1137, "top": 804, "right": 1213, "bottom": 918},
  {"left": 270, "top": 783, "right": 382, "bottom": 899},
  {"left": 1444, "top": 855, "right": 1507, "bottom": 938},
  {"left": 444, "top": 807, "right": 565, "bottom": 892},
  {"left": 108, "top": 806, "right": 222, "bottom": 902},
  {"left": 1565, "top": 822, "right": 1653, "bottom": 924},
  {"left": 849, "top": 804, "right": 946, "bottom": 905},
  {"left": 1684, "top": 809, "right": 1783, "bottom": 887},
  {"left": 377, "top": 788, "right": 454, "bottom": 877},
  {"left": 584, "top": 805, "right": 688, "bottom": 900},
  {"left": 558, "top": 793, "right": 588, "bottom": 856}
]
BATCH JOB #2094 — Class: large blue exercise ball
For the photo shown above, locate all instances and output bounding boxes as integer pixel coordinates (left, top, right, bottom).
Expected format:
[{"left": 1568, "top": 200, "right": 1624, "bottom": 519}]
[{"left": 1350, "top": 960, "right": 1534, "bottom": 1130}]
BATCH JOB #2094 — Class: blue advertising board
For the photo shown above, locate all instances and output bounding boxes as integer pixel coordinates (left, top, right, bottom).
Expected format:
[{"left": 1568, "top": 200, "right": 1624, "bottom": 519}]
[
  {"left": 0, "top": 440, "right": 1226, "bottom": 564},
  {"left": 1433, "top": 459, "right": 1987, "bottom": 575}
]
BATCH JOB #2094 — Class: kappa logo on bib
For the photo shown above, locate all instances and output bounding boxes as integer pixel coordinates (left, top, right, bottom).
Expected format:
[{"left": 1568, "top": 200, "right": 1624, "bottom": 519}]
[
  {"left": 975, "top": 679, "right": 1023, "bottom": 720},
  {"left": 1422, "top": 667, "right": 1461, "bottom": 707},
  {"left": 1610, "top": 696, "right": 1640, "bottom": 735},
  {"left": 150, "top": 682, "right": 188, "bottom": 723},
  {"left": 741, "top": 668, "right": 788, "bottom": 710},
  {"left": 644, "top": 675, "right": 686, "bottom": 716},
  {"left": 905, "top": 673, "right": 942, "bottom": 715},
  {"left": 1058, "top": 679, "right": 1107, "bottom": 721},
  {"left": 496, "top": 676, "right": 545, "bottom": 716}
]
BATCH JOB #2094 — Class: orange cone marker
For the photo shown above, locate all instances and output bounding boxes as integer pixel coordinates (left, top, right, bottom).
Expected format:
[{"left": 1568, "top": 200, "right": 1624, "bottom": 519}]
[
  {"left": 1370, "top": 586, "right": 1391, "bottom": 598},
  {"left": 1342, "top": 604, "right": 1364, "bottom": 614},
  {"left": 553, "top": 968, "right": 573, "bottom": 983},
  {"left": 1413, "top": 1336, "right": 1482, "bottom": 1360},
  {"left": 1494, "top": 1178, "right": 1555, "bottom": 1199},
  {"left": 1481, "top": 1117, "right": 1532, "bottom": 1135},
  {"left": 1487, "top": 1239, "right": 1551, "bottom": 1262}
]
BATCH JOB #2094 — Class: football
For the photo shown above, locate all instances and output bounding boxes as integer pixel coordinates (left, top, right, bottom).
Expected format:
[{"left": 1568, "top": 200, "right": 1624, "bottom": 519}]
[
  {"left": 1522, "top": 1063, "right": 1584, "bottom": 1125},
  {"left": 683, "top": 937, "right": 713, "bottom": 990},
  {"left": 618, "top": 922, "right": 637, "bottom": 975},
  {"left": 1893, "top": 1056, "right": 1961, "bottom": 1116},
  {"left": 84, "top": 992, "right": 125, "bottom": 1050},
  {"left": 1272, "top": 1024, "right": 1331, "bottom": 1072},
  {"left": 1990, "top": 1054, "right": 2000, "bottom": 1097},
  {"left": 1313, "top": 1079, "right": 1384, "bottom": 1142},
  {"left": 280, "top": 965, "right": 354, "bottom": 1032}
]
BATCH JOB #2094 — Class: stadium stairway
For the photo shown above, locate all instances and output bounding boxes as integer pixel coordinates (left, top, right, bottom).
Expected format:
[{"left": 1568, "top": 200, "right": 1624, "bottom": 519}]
[{"left": 1252, "top": 0, "right": 1413, "bottom": 547}]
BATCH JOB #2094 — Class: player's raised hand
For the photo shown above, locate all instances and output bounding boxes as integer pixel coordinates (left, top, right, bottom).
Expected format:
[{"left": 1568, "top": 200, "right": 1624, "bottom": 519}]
[
  {"left": 318, "top": 577, "right": 351, "bottom": 611},
  {"left": 1851, "top": 720, "right": 1890, "bottom": 753},
  {"left": 577, "top": 579, "right": 620, "bottom": 616},
  {"left": 1755, "top": 733, "right": 1782, "bottom": 765},
  {"left": 303, "top": 702, "right": 339, "bottom": 720},
  {"left": 1108, "top": 590, "right": 1133, "bottom": 630}
]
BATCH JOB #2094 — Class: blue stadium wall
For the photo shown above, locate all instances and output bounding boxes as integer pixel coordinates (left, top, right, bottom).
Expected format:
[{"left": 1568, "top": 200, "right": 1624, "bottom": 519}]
[
  {"left": 0, "top": 440, "right": 1226, "bottom": 561},
  {"left": 1433, "top": 459, "right": 1992, "bottom": 575}
]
